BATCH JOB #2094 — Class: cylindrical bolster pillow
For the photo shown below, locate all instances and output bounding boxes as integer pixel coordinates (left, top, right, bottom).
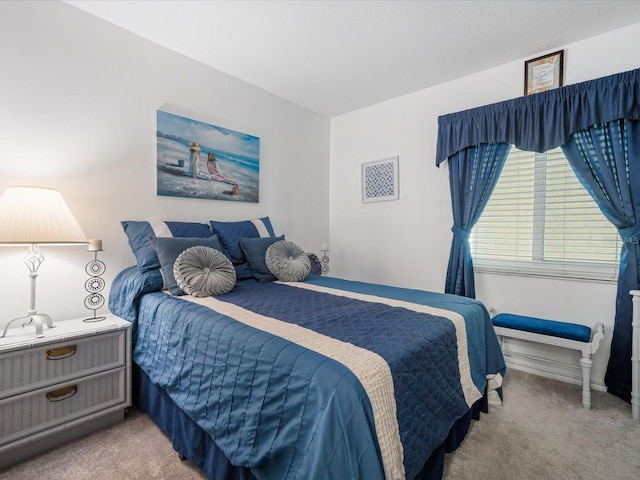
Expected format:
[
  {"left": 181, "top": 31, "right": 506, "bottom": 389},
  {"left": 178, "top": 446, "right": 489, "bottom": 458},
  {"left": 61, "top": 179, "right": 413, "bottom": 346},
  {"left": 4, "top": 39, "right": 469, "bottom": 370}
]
[
  {"left": 265, "top": 240, "right": 311, "bottom": 282},
  {"left": 174, "top": 246, "right": 236, "bottom": 297}
]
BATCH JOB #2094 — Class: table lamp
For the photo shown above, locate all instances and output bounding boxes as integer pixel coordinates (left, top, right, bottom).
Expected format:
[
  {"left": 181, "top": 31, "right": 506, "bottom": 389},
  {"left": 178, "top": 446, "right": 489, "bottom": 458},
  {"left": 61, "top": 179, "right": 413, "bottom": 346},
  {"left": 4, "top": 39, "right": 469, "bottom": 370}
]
[{"left": 0, "top": 186, "right": 87, "bottom": 338}]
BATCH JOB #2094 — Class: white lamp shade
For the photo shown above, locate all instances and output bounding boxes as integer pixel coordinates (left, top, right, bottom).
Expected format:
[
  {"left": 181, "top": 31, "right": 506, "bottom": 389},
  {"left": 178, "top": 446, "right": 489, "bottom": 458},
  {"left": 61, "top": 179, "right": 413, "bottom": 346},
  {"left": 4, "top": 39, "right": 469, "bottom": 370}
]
[{"left": 0, "top": 186, "right": 87, "bottom": 244}]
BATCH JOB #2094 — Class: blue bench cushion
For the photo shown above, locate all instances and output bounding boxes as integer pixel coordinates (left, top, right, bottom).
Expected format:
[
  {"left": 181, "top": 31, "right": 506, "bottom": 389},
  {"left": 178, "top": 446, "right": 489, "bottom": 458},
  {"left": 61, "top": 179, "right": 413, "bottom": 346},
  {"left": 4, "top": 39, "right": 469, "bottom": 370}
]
[{"left": 492, "top": 313, "right": 592, "bottom": 343}]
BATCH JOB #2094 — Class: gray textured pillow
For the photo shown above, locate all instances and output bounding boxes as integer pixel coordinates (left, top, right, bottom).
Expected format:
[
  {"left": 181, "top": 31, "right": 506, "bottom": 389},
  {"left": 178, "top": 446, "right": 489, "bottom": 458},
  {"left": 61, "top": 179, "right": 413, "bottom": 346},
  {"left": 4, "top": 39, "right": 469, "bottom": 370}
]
[
  {"left": 150, "top": 235, "right": 225, "bottom": 295},
  {"left": 265, "top": 240, "right": 311, "bottom": 282},
  {"left": 173, "top": 246, "right": 236, "bottom": 297}
]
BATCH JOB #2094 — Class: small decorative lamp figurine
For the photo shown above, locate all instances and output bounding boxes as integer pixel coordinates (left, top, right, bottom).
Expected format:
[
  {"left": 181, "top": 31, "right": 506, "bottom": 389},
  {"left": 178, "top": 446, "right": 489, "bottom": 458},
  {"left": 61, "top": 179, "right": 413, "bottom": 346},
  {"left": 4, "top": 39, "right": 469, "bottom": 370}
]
[
  {"left": 320, "top": 243, "right": 330, "bottom": 276},
  {"left": 84, "top": 239, "right": 107, "bottom": 323}
]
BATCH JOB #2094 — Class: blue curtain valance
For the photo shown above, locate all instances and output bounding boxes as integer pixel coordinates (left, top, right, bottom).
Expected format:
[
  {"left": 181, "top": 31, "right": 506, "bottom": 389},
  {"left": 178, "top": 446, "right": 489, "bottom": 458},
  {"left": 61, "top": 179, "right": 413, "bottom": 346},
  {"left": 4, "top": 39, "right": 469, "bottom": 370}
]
[{"left": 435, "top": 68, "right": 640, "bottom": 166}]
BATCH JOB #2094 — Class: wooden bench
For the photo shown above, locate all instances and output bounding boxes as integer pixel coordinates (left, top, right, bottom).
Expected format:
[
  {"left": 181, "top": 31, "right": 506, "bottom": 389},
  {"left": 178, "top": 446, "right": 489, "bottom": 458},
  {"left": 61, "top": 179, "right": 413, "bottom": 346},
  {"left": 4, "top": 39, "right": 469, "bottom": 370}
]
[{"left": 491, "top": 313, "right": 605, "bottom": 410}]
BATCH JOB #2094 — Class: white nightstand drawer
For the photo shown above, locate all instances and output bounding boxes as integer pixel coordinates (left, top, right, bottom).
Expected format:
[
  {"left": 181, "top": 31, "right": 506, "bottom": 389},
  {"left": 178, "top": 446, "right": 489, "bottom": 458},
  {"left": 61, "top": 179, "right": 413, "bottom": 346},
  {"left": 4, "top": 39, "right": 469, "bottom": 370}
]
[
  {"left": 0, "top": 330, "right": 126, "bottom": 398},
  {"left": 0, "top": 368, "right": 126, "bottom": 445}
]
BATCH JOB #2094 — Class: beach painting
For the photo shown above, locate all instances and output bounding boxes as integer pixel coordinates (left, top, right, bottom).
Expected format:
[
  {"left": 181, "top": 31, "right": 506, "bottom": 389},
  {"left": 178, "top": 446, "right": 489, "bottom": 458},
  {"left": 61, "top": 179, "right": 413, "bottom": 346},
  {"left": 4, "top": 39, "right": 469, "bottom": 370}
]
[{"left": 156, "top": 110, "right": 259, "bottom": 202}]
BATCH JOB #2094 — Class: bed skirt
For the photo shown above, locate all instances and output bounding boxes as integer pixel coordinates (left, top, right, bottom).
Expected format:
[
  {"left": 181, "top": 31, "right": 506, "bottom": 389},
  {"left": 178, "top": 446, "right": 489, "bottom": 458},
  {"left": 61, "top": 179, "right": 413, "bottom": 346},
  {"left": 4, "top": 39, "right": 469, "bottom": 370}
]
[{"left": 134, "top": 364, "right": 487, "bottom": 480}]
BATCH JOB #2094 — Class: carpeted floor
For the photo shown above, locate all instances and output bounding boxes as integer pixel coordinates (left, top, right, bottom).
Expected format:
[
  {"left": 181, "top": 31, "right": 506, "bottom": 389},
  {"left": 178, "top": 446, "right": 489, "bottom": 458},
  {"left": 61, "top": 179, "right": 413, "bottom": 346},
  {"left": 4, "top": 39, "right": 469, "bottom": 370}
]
[
  {"left": 442, "top": 369, "right": 640, "bottom": 480},
  {"left": 1, "top": 369, "right": 638, "bottom": 479}
]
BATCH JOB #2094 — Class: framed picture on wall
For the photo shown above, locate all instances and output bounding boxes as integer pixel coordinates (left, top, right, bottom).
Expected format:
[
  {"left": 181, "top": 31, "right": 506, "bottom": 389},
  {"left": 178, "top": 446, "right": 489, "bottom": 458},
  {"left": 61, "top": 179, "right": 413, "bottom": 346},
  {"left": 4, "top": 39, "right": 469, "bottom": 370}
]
[
  {"left": 362, "top": 156, "right": 399, "bottom": 203},
  {"left": 156, "top": 110, "right": 260, "bottom": 202},
  {"left": 524, "top": 50, "right": 564, "bottom": 95}
]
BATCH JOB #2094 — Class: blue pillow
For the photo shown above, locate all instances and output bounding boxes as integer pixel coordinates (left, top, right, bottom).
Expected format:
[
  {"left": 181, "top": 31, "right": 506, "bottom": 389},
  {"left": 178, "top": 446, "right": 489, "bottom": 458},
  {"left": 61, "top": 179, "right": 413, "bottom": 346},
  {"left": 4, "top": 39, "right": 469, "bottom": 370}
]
[
  {"left": 121, "top": 221, "right": 212, "bottom": 272},
  {"left": 149, "top": 236, "right": 225, "bottom": 295},
  {"left": 234, "top": 263, "right": 254, "bottom": 282},
  {"left": 210, "top": 217, "right": 275, "bottom": 265},
  {"left": 240, "top": 235, "right": 285, "bottom": 282},
  {"left": 307, "top": 253, "right": 322, "bottom": 275}
]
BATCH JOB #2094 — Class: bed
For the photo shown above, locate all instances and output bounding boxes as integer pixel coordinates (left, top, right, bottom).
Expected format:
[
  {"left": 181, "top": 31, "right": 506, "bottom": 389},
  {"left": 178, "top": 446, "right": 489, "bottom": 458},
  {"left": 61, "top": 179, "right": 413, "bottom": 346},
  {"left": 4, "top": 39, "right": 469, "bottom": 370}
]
[{"left": 109, "top": 219, "right": 506, "bottom": 480}]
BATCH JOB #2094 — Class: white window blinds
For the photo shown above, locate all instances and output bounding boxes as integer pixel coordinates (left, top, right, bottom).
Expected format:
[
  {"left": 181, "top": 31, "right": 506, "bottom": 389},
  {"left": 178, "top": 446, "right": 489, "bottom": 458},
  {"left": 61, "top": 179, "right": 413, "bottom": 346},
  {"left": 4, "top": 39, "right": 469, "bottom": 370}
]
[{"left": 471, "top": 147, "right": 620, "bottom": 281}]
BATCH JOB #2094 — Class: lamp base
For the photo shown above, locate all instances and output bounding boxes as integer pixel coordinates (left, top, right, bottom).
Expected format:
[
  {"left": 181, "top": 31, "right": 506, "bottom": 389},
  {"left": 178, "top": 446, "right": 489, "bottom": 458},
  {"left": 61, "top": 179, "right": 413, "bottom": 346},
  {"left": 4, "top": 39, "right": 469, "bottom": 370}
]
[{"left": 1, "top": 313, "right": 55, "bottom": 339}]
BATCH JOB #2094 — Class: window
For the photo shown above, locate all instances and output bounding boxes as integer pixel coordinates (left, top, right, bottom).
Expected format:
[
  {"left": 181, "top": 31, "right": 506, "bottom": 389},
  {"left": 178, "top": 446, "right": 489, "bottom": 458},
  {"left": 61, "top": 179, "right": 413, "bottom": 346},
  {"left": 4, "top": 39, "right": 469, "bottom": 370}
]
[{"left": 471, "top": 147, "right": 620, "bottom": 281}]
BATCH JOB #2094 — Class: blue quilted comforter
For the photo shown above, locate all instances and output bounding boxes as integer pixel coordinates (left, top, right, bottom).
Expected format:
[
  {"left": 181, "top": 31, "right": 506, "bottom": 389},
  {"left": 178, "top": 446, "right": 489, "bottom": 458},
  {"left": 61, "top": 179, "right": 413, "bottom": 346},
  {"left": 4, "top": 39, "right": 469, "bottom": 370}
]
[{"left": 110, "top": 268, "right": 505, "bottom": 480}]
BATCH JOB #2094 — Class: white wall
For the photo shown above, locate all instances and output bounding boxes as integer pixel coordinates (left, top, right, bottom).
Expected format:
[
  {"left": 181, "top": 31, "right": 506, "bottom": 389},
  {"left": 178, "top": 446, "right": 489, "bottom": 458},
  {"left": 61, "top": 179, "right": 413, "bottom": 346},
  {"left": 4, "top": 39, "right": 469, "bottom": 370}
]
[
  {"left": 0, "top": 1, "right": 329, "bottom": 324},
  {"left": 330, "top": 23, "right": 640, "bottom": 389}
]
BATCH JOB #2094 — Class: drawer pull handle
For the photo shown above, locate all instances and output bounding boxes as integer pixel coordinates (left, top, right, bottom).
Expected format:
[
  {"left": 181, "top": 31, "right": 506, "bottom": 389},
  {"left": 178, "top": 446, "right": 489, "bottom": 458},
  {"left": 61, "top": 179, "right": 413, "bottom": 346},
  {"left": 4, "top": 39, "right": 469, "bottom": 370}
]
[
  {"left": 46, "top": 345, "right": 77, "bottom": 360},
  {"left": 46, "top": 385, "right": 78, "bottom": 402}
]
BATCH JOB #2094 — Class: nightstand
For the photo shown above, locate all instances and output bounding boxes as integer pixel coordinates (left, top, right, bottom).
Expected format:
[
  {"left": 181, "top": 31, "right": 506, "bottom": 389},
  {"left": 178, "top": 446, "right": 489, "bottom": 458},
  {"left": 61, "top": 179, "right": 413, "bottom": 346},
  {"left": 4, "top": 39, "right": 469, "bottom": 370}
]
[{"left": 0, "top": 314, "right": 131, "bottom": 469}]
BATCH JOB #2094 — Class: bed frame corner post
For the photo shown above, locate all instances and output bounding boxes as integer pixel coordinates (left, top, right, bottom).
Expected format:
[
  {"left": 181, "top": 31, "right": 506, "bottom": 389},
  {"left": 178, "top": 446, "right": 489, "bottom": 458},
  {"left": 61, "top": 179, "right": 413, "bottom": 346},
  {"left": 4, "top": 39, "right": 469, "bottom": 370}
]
[{"left": 631, "top": 290, "right": 640, "bottom": 420}]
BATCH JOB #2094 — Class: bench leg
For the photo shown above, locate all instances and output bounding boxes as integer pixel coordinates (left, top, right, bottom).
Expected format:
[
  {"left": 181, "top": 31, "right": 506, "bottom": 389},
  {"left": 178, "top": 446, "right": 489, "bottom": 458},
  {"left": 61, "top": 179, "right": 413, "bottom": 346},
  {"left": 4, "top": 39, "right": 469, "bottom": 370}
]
[{"left": 579, "top": 354, "right": 593, "bottom": 410}]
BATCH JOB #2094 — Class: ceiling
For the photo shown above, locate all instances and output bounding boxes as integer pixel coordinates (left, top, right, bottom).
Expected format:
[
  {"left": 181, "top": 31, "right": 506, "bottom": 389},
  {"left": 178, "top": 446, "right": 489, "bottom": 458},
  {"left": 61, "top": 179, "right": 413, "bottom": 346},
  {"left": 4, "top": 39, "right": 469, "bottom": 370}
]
[{"left": 64, "top": 0, "right": 640, "bottom": 117}]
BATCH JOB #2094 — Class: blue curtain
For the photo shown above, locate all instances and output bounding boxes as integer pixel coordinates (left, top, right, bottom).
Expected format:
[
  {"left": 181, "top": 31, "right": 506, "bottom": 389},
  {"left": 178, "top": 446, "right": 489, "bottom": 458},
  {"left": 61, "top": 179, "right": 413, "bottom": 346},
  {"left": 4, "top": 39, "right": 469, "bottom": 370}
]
[
  {"left": 445, "top": 142, "right": 511, "bottom": 297},
  {"left": 561, "top": 119, "right": 640, "bottom": 402},
  {"left": 437, "top": 69, "right": 640, "bottom": 400},
  {"left": 436, "top": 68, "right": 640, "bottom": 166}
]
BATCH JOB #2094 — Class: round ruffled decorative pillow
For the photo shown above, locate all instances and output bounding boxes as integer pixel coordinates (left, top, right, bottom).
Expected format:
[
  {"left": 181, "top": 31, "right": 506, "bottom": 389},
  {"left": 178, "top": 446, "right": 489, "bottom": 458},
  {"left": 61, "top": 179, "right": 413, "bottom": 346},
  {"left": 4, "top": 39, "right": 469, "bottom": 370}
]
[
  {"left": 265, "top": 240, "right": 311, "bottom": 282},
  {"left": 173, "top": 246, "right": 236, "bottom": 297}
]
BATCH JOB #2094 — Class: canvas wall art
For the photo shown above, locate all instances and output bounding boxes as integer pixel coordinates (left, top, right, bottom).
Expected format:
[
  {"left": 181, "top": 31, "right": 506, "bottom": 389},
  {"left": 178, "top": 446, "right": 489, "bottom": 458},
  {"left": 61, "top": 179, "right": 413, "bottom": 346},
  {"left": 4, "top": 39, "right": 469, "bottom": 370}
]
[{"left": 156, "top": 110, "right": 260, "bottom": 202}]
